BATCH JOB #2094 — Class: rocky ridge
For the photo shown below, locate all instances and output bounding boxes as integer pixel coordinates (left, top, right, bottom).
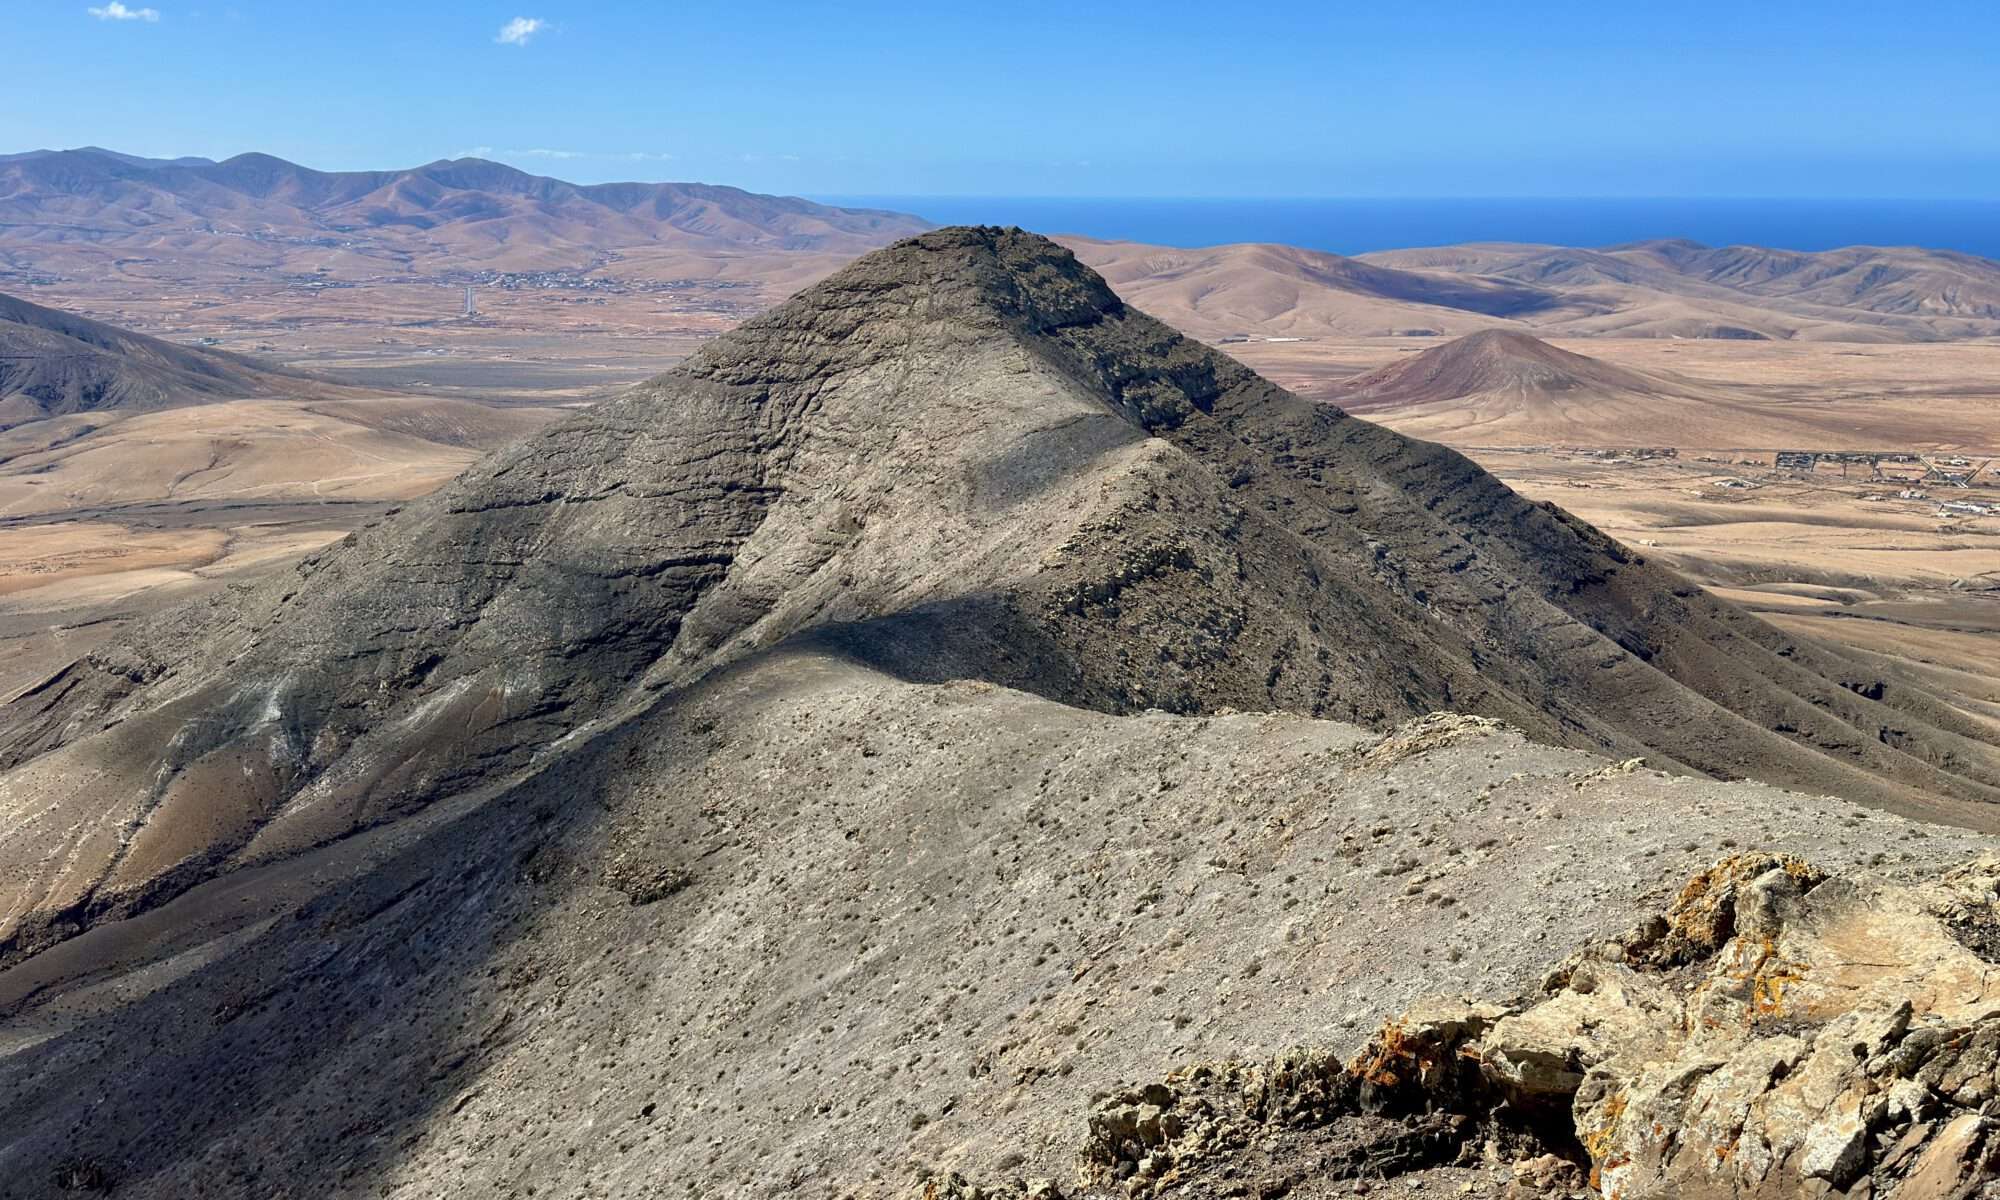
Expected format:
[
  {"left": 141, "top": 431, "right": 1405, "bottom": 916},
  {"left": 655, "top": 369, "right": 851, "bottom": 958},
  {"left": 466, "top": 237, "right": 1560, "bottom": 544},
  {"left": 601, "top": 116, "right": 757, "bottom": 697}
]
[
  {"left": 3, "top": 650, "right": 1997, "bottom": 1198},
  {"left": 8, "top": 228, "right": 2000, "bottom": 971},
  {"left": 5, "top": 229, "right": 2000, "bottom": 1197}
]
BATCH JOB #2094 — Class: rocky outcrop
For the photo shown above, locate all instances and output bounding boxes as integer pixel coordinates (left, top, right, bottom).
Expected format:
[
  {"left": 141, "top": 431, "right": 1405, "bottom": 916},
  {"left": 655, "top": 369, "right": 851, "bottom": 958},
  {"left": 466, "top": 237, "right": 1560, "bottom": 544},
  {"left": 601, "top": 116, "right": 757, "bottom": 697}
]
[
  {"left": 1561, "top": 854, "right": 2000, "bottom": 1199},
  {"left": 1040, "top": 854, "right": 2000, "bottom": 1199},
  {"left": 1382, "top": 852, "right": 2000, "bottom": 1199},
  {"left": 1076, "top": 1049, "right": 1478, "bottom": 1195}
]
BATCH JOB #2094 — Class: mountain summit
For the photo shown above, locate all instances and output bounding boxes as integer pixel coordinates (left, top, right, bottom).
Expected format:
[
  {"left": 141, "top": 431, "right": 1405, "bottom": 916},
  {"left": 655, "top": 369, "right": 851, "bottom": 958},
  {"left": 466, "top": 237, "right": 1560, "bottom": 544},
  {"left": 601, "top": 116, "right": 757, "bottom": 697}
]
[
  {"left": 5, "top": 226, "right": 1999, "bottom": 967},
  {"left": 6, "top": 227, "right": 2000, "bottom": 1195}
]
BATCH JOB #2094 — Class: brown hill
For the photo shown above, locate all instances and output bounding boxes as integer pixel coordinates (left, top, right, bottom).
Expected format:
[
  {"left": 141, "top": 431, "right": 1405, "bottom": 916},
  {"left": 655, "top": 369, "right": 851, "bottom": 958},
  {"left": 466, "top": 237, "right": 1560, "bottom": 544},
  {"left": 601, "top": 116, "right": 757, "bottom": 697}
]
[
  {"left": 0, "top": 289, "right": 308, "bottom": 427},
  {"left": 1335, "top": 328, "right": 1832, "bottom": 447},
  {"left": 1063, "top": 237, "right": 1569, "bottom": 339},
  {"left": 1344, "top": 328, "right": 1665, "bottom": 400}
]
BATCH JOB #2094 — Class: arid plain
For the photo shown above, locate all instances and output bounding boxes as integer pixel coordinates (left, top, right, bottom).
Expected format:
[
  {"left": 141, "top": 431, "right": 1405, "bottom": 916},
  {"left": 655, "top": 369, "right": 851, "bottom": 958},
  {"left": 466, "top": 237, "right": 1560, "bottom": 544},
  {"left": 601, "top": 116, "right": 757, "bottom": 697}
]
[{"left": 1225, "top": 333, "right": 2000, "bottom": 721}]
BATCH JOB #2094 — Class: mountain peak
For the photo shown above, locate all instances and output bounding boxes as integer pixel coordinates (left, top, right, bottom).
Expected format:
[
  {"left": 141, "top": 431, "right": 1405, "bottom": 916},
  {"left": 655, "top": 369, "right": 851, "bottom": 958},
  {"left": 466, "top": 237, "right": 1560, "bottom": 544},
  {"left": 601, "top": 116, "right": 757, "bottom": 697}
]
[
  {"left": 215, "top": 150, "right": 302, "bottom": 170},
  {"left": 1611, "top": 236, "right": 1712, "bottom": 255},
  {"left": 15, "top": 224, "right": 2000, "bottom": 1197},
  {"left": 1447, "top": 326, "right": 1570, "bottom": 355},
  {"left": 1341, "top": 326, "right": 1656, "bottom": 404},
  {"left": 700, "top": 226, "right": 1126, "bottom": 342}
]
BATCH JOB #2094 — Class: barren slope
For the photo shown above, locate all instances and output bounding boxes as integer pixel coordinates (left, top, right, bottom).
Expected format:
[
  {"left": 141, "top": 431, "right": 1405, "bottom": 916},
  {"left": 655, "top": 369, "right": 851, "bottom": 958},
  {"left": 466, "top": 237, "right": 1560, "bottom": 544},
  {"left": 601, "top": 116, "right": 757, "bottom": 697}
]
[
  {"left": 0, "top": 399, "right": 509, "bottom": 519},
  {"left": 0, "top": 288, "right": 306, "bottom": 427},
  {"left": 1336, "top": 329, "right": 1834, "bottom": 446}
]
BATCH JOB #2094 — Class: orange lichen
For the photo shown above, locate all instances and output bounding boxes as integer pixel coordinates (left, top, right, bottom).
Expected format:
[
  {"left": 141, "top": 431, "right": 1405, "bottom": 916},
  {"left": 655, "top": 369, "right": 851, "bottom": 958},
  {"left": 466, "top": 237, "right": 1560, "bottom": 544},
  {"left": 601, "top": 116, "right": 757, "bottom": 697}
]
[
  {"left": 1650, "top": 854, "right": 1827, "bottom": 965},
  {"left": 1582, "top": 1092, "right": 1628, "bottom": 1159},
  {"left": 1583, "top": 1091, "right": 1630, "bottom": 1186},
  {"left": 1351, "top": 1020, "right": 1414, "bottom": 1087},
  {"left": 1750, "top": 944, "right": 1809, "bottom": 1016}
]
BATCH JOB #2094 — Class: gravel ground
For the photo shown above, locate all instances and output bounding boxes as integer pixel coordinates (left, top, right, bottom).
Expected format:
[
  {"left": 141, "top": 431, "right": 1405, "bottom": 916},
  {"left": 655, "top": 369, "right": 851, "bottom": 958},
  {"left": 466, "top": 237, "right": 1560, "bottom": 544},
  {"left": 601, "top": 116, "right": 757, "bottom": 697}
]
[{"left": 2, "top": 649, "right": 1991, "bottom": 1198}]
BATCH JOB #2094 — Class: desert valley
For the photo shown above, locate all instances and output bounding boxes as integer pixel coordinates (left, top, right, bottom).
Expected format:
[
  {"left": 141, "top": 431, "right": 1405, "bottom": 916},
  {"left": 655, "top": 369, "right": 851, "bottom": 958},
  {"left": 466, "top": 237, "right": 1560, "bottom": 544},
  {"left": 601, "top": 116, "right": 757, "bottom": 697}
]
[{"left": 8, "top": 138, "right": 2000, "bottom": 1200}]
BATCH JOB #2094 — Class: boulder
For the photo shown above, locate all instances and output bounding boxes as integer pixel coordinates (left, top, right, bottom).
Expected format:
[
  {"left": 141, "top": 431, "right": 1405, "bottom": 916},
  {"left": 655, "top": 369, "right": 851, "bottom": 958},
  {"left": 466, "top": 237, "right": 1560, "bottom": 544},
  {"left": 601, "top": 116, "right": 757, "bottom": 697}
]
[{"left": 1359, "top": 854, "right": 2000, "bottom": 1198}]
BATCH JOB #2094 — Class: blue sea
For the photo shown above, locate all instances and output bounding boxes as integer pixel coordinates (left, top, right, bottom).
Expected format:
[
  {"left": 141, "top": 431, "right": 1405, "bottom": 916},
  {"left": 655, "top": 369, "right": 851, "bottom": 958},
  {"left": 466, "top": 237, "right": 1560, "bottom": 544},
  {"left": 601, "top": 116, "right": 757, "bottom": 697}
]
[{"left": 815, "top": 196, "right": 2000, "bottom": 259}]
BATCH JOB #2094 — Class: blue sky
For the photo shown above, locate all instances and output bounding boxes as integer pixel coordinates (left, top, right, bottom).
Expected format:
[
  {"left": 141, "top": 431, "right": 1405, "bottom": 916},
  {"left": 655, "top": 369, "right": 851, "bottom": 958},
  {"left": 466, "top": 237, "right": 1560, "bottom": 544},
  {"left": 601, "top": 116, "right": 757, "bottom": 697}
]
[{"left": 9, "top": 1, "right": 1999, "bottom": 198}]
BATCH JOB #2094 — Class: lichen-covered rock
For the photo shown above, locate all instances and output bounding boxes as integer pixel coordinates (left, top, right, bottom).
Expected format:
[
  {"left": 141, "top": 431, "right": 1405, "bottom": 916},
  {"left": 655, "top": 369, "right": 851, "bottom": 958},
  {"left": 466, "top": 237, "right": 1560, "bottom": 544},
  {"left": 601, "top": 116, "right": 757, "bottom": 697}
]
[
  {"left": 1350, "top": 997, "right": 1504, "bottom": 1111},
  {"left": 1481, "top": 961, "right": 1678, "bottom": 1104},
  {"left": 1629, "top": 851, "right": 1828, "bottom": 967},
  {"left": 1415, "top": 854, "right": 2000, "bottom": 1199}
]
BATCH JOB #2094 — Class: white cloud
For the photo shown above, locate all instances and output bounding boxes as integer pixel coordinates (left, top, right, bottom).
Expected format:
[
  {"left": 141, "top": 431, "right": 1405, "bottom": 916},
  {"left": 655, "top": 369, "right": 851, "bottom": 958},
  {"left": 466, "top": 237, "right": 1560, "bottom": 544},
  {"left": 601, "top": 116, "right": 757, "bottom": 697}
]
[
  {"left": 88, "top": 2, "right": 160, "bottom": 20},
  {"left": 495, "top": 16, "right": 545, "bottom": 45}
]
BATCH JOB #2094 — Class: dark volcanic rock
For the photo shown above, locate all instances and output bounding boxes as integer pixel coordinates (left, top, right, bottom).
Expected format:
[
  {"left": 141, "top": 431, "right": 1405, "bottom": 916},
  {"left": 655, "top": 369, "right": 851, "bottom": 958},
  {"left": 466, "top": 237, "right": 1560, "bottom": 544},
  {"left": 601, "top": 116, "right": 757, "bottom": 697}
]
[{"left": 6, "top": 226, "right": 2000, "bottom": 968}]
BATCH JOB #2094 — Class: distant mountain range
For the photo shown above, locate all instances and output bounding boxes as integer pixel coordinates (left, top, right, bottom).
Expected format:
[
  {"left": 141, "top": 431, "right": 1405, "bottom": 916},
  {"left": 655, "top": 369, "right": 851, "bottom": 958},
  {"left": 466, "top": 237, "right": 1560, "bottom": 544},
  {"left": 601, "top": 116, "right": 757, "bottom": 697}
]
[
  {"left": 0, "top": 146, "right": 222, "bottom": 171},
  {"left": 0, "top": 147, "right": 933, "bottom": 279},
  {"left": 6, "top": 148, "right": 2000, "bottom": 345},
  {"left": 1065, "top": 235, "right": 2000, "bottom": 342},
  {"left": 1357, "top": 238, "right": 2000, "bottom": 341}
]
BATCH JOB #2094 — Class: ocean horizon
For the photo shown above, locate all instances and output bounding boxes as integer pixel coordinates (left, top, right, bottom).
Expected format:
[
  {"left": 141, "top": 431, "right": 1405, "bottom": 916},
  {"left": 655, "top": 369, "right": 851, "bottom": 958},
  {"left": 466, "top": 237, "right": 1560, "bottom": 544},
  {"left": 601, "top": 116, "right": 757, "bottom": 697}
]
[{"left": 814, "top": 195, "right": 2000, "bottom": 260}]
